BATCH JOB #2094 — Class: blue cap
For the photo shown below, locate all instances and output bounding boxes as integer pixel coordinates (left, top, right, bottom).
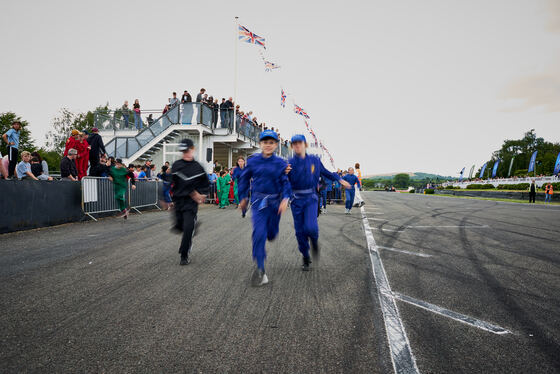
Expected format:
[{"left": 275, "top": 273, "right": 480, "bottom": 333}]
[
  {"left": 291, "top": 134, "right": 306, "bottom": 143},
  {"left": 259, "top": 130, "right": 279, "bottom": 142}
]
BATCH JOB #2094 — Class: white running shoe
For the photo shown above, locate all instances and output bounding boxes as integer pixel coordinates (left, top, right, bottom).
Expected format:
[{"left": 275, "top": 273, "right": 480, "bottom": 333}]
[
  {"left": 251, "top": 268, "right": 269, "bottom": 287},
  {"left": 345, "top": 209, "right": 350, "bottom": 214}
]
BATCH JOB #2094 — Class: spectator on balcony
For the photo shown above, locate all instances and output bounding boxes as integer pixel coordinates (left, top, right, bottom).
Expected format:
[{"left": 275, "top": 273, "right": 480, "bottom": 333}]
[
  {"left": 219, "top": 98, "right": 227, "bottom": 128},
  {"left": 133, "top": 99, "right": 142, "bottom": 130},
  {"left": 121, "top": 101, "right": 131, "bottom": 128},
  {"left": 90, "top": 155, "right": 110, "bottom": 177},
  {"left": 87, "top": 127, "right": 106, "bottom": 168},
  {"left": 225, "top": 97, "right": 234, "bottom": 128},
  {"left": 212, "top": 99, "right": 219, "bottom": 127},
  {"left": 196, "top": 88, "right": 206, "bottom": 103},
  {"left": 16, "top": 151, "right": 38, "bottom": 180},
  {"left": 30, "top": 156, "right": 53, "bottom": 180},
  {"left": 60, "top": 148, "right": 79, "bottom": 181},
  {"left": 2, "top": 120, "right": 21, "bottom": 178},
  {"left": 181, "top": 90, "right": 192, "bottom": 103},
  {"left": 170, "top": 92, "right": 179, "bottom": 107}
]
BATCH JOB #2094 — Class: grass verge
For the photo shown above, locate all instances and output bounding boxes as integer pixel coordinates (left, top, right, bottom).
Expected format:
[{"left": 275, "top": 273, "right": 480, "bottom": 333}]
[{"left": 426, "top": 193, "right": 560, "bottom": 205}]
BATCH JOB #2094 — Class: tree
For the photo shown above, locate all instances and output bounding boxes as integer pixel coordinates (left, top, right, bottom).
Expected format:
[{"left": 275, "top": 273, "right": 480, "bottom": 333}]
[
  {"left": 0, "top": 112, "right": 36, "bottom": 156},
  {"left": 45, "top": 104, "right": 109, "bottom": 154},
  {"left": 393, "top": 173, "right": 410, "bottom": 188}
]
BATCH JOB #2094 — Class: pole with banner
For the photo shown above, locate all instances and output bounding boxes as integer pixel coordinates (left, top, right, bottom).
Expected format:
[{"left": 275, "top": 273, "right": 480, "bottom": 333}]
[
  {"left": 491, "top": 159, "right": 500, "bottom": 178},
  {"left": 459, "top": 167, "right": 465, "bottom": 182},
  {"left": 507, "top": 156, "right": 515, "bottom": 177},
  {"left": 528, "top": 151, "right": 538, "bottom": 177},
  {"left": 468, "top": 164, "right": 475, "bottom": 179},
  {"left": 233, "top": 16, "right": 239, "bottom": 134},
  {"left": 554, "top": 152, "right": 560, "bottom": 176},
  {"left": 479, "top": 162, "right": 488, "bottom": 179}
]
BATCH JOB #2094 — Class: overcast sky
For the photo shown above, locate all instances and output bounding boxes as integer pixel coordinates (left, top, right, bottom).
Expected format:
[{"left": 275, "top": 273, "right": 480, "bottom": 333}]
[{"left": 1, "top": 0, "right": 559, "bottom": 176}]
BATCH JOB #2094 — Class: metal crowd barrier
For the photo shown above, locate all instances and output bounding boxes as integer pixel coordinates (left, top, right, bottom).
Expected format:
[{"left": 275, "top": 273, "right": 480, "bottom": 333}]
[
  {"left": 129, "top": 180, "right": 161, "bottom": 213},
  {"left": 81, "top": 177, "right": 160, "bottom": 221}
]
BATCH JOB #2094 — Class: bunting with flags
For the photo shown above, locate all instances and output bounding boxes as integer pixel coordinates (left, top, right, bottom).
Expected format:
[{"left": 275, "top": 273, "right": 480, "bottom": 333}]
[
  {"left": 238, "top": 25, "right": 266, "bottom": 48},
  {"left": 281, "top": 89, "right": 286, "bottom": 108},
  {"left": 294, "top": 104, "right": 310, "bottom": 119}
]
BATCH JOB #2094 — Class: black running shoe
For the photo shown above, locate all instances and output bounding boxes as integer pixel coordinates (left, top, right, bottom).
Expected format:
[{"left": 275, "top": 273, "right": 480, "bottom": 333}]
[
  {"left": 180, "top": 256, "right": 190, "bottom": 265},
  {"left": 302, "top": 256, "right": 311, "bottom": 271},
  {"left": 311, "top": 240, "right": 320, "bottom": 262}
]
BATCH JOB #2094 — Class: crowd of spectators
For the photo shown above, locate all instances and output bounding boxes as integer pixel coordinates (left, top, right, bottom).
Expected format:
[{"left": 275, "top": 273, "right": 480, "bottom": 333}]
[{"left": 114, "top": 88, "right": 292, "bottom": 147}]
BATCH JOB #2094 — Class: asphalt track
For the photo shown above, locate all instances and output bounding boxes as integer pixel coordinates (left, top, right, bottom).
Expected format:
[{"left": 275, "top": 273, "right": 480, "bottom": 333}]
[{"left": 1, "top": 191, "right": 559, "bottom": 373}]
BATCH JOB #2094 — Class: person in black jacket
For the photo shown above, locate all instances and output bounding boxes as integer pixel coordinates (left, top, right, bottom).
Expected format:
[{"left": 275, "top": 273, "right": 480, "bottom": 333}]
[
  {"left": 89, "top": 155, "right": 111, "bottom": 177},
  {"left": 60, "top": 149, "right": 79, "bottom": 181},
  {"left": 171, "top": 138, "right": 210, "bottom": 265},
  {"left": 87, "top": 127, "right": 106, "bottom": 167}
]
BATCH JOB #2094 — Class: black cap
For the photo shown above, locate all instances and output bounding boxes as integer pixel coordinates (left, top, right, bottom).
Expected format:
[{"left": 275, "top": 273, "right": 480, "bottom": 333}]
[
  {"left": 116, "top": 158, "right": 123, "bottom": 164},
  {"left": 128, "top": 164, "right": 135, "bottom": 168},
  {"left": 178, "top": 138, "right": 195, "bottom": 151}
]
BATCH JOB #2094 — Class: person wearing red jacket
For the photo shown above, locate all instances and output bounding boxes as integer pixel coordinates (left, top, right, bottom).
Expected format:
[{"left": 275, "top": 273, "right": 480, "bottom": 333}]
[
  {"left": 63, "top": 130, "right": 81, "bottom": 157},
  {"left": 77, "top": 132, "right": 90, "bottom": 179}
]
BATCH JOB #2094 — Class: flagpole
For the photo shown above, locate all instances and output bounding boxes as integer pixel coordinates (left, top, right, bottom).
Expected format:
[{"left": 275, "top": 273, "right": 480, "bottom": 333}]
[{"left": 233, "top": 16, "right": 239, "bottom": 134}]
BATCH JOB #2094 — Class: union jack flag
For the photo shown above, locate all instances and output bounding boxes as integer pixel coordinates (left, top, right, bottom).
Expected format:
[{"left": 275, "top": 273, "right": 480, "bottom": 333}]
[
  {"left": 238, "top": 25, "right": 266, "bottom": 49},
  {"left": 281, "top": 89, "right": 287, "bottom": 108},
  {"left": 294, "top": 104, "right": 310, "bottom": 119},
  {"left": 264, "top": 60, "right": 280, "bottom": 72}
]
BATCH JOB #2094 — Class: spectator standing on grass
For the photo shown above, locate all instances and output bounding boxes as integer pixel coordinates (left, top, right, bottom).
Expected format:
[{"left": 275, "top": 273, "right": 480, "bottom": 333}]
[
  {"left": 30, "top": 157, "right": 53, "bottom": 180},
  {"left": 87, "top": 127, "right": 106, "bottom": 168},
  {"left": 529, "top": 180, "right": 536, "bottom": 203},
  {"left": 133, "top": 99, "right": 142, "bottom": 130},
  {"left": 16, "top": 151, "right": 38, "bottom": 180},
  {"left": 121, "top": 101, "right": 131, "bottom": 128},
  {"left": 545, "top": 183, "right": 553, "bottom": 203},
  {"left": 3, "top": 120, "right": 21, "bottom": 178},
  {"left": 60, "top": 149, "right": 79, "bottom": 181}
]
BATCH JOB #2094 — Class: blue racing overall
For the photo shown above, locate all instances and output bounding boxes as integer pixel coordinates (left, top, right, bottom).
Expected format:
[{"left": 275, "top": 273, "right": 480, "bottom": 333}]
[
  {"left": 288, "top": 154, "right": 342, "bottom": 259},
  {"left": 238, "top": 153, "right": 292, "bottom": 271}
]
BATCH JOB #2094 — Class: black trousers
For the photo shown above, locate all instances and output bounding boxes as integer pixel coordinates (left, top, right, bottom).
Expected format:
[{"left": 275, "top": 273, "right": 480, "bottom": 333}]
[
  {"left": 175, "top": 201, "right": 198, "bottom": 257},
  {"left": 8, "top": 147, "right": 18, "bottom": 177},
  {"left": 529, "top": 192, "right": 536, "bottom": 203},
  {"left": 89, "top": 151, "right": 100, "bottom": 168}
]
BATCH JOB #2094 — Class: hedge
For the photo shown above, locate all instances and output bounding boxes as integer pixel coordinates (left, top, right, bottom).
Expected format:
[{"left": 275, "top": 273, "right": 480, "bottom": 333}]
[
  {"left": 466, "top": 184, "right": 495, "bottom": 190},
  {"left": 496, "top": 183, "right": 530, "bottom": 190},
  {"left": 425, "top": 188, "right": 435, "bottom": 194}
]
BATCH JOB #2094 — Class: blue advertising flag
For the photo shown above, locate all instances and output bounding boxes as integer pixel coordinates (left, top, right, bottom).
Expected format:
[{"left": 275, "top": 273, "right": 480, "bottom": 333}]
[
  {"left": 491, "top": 159, "right": 500, "bottom": 178},
  {"left": 459, "top": 167, "right": 465, "bottom": 181},
  {"left": 554, "top": 152, "right": 560, "bottom": 176},
  {"left": 479, "top": 162, "right": 488, "bottom": 179},
  {"left": 528, "top": 151, "right": 538, "bottom": 173}
]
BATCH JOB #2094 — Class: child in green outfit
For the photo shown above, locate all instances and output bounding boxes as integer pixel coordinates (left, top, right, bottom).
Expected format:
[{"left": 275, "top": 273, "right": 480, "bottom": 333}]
[
  {"left": 217, "top": 170, "right": 231, "bottom": 209},
  {"left": 109, "top": 158, "right": 135, "bottom": 219}
]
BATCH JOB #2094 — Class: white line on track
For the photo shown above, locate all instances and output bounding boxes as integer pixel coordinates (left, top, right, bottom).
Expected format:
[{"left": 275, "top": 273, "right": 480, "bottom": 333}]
[
  {"left": 406, "top": 225, "right": 490, "bottom": 229},
  {"left": 390, "top": 292, "right": 511, "bottom": 335},
  {"left": 372, "top": 227, "right": 405, "bottom": 232},
  {"left": 376, "top": 246, "right": 433, "bottom": 258},
  {"left": 368, "top": 218, "right": 387, "bottom": 221},
  {"left": 360, "top": 206, "right": 420, "bottom": 374}
]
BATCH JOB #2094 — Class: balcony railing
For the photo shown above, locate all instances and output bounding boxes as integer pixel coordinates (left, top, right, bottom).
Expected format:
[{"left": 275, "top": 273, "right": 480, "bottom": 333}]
[{"left": 96, "top": 103, "right": 291, "bottom": 160}]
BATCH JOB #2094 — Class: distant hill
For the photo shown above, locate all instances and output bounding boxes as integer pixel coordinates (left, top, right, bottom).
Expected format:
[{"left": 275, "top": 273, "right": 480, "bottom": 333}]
[{"left": 364, "top": 172, "right": 454, "bottom": 180}]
